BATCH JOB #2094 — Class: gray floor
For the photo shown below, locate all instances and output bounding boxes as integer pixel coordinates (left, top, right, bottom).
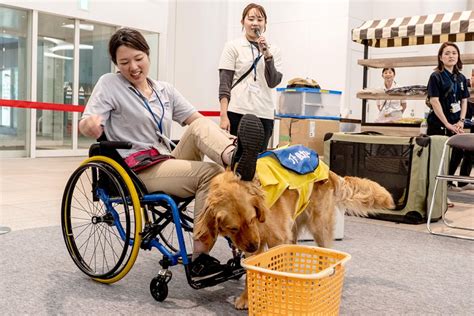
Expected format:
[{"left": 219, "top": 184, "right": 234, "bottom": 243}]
[{"left": 1, "top": 156, "right": 473, "bottom": 314}]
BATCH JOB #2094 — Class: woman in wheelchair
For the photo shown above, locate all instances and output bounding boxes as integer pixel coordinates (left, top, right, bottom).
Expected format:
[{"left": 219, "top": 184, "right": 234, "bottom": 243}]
[{"left": 78, "top": 27, "right": 265, "bottom": 279}]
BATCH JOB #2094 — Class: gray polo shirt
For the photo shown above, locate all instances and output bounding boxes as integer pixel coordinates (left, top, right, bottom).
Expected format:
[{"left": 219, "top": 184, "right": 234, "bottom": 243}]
[{"left": 82, "top": 73, "right": 196, "bottom": 157}]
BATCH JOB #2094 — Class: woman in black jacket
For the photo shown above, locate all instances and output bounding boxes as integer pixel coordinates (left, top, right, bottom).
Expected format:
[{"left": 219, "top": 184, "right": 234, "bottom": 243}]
[{"left": 426, "top": 42, "right": 470, "bottom": 190}]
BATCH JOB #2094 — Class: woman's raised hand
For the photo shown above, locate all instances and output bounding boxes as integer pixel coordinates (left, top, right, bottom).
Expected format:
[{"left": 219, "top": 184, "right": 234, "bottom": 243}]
[{"left": 79, "top": 114, "right": 104, "bottom": 139}]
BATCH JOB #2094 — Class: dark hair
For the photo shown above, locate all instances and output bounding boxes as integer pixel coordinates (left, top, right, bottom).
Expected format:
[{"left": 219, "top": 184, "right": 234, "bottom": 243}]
[
  {"left": 241, "top": 3, "right": 267, "bottom": 31},
  {"left": 436, "top": 42, "right": 463, "bottom": 73},
  {"left": 382, "top": 68, "right": 395, "bottom": 75},
  {"left": 108, "top": 28, "right": 150, "bottom": 65}
]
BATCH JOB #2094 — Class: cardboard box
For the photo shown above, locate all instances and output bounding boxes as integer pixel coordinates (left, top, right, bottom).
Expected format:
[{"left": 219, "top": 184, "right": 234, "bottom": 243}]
[{"left": 278, "top": 118, "right": 340, "bottom": 156}]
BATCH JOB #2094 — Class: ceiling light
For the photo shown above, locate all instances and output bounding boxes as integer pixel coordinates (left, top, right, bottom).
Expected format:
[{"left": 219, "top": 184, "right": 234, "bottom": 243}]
[
  {"left": 61, "top": 24, "right": 94, "bottom": 31},
  {"left": 44, "top": 52, "right": 73, "bottom": 60},
  {"left": 50, "top": 44, "right": 93, "bottom": 52}
]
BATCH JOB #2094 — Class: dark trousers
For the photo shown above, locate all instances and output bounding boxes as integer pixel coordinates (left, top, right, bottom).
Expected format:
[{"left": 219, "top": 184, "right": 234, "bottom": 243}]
[
  {"left": 427, "top": 125, "right": 470, "bottom": 186},
  {"left": 227, "top": 111, "right": 273, "bottom": 152},
  {"left": 459, "top": 150, "right": 473, "bottom": 186}
]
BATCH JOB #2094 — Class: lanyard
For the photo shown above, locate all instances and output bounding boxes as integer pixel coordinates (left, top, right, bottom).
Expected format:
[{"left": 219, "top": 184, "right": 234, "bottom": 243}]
[
  {"left": 442, "top": 70, "right": 458, "bottom": 99},
  {"left": 129, "top": 84, "right": 165, "bottom": 134},
  {"left": 250, "top": 42, "right": 263, "bottom": 81}
]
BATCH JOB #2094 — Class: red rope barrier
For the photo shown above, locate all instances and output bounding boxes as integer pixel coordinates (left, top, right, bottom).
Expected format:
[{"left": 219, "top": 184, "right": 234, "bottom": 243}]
[
  {"left": 0, "top": 99, "right": 85, "bottom": 112},
  {"left": 0, "top": 99, "right": 220, "bottom": 116}
]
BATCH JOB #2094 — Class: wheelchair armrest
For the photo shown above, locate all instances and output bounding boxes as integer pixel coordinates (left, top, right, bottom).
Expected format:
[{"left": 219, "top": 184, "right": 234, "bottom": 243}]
[{"left": 99, "top": 141, "right": 133, "bottom": 150}]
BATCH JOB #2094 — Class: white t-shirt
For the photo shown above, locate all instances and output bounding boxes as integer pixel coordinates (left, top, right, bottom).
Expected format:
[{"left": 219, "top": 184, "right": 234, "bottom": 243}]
[
  {"left": 376, "top": 82, "right": 405, "bottom": 118},
  {"left": 219, "top": 36, "right": 282, "bottom": 120}
]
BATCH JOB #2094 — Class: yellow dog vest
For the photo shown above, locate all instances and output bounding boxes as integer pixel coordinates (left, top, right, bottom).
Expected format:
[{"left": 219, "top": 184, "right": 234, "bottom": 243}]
[{"left": 256, "top": 156, "right": 329, "bottom": 219}]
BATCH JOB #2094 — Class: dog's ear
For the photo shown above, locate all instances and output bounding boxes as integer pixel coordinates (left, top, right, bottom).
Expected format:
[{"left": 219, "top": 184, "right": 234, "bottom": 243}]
[
  {"left": 245, "top": 180, "right": 268, "bottom": 223},
  {"left": 194, "top": 204, "right": 218, "bottom": 250},
  {"left": 251, "top": 193, "right": 268, "bottom": 223}
]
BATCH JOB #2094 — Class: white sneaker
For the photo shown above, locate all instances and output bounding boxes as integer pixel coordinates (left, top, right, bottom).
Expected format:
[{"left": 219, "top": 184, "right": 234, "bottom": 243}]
[{"left": 459, "top": 183, "right": 474, "bottom": 191}]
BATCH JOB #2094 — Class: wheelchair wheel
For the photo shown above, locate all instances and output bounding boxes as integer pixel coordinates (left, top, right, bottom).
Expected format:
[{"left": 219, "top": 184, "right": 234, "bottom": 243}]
[{"left": 61, "top": 156, "right": 142, "bottom": 283}]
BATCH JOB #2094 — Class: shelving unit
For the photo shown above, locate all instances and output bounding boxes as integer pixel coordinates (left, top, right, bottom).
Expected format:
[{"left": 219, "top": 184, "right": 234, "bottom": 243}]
[
  {"left": 357, "top": 54, "right": 474, "bottom": 69},
  {"left": 351, "top": 11, "right": 474, "bottom": 136}
]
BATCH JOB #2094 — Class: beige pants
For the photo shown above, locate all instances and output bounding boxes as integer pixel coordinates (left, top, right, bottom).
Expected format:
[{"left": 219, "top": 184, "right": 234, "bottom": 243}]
[{"left": 138, "top": 117, "right": 234, "bottom": 216}]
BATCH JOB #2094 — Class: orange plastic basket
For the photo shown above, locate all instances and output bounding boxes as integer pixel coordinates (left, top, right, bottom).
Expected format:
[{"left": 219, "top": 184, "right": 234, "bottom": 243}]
[{"left": 241, "top": 244, "right": 351, "bottom": 315}]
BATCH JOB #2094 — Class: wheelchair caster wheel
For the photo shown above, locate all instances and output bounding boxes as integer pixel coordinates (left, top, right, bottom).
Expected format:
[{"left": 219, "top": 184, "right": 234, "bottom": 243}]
[{"left": 150, "top": 277, "right": 168, "bottom": 302}]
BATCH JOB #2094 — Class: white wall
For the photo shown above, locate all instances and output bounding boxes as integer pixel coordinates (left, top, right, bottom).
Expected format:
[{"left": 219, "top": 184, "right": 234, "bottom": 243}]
[
  {"left": 170, "top": 0, "right": 351, "bottom": 139},
  {"left": 1, "top": 0, "right": 169, "bottom": 31}
]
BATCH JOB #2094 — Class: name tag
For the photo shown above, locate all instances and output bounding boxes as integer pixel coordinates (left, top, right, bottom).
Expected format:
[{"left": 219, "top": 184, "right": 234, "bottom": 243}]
[{"left": 451, "top": 102, "right": 461, "bottom": 113}]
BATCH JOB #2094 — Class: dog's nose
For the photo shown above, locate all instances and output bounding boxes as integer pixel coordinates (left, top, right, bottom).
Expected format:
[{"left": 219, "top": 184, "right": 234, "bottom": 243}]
[{"left": 246, "top": 243, "right": 258, "bottom": 253}]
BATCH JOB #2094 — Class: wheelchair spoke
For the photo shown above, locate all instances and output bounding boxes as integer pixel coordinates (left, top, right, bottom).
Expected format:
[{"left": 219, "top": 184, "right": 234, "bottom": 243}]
[
  {"left": 96, "top": 224, "right": 111, "bottom": 274},
  {"left": 80, "top": 171, "right": 95, "bottom": 216},
  {"left": 72, "top": 221, "right": 93, "bottom": 241}
]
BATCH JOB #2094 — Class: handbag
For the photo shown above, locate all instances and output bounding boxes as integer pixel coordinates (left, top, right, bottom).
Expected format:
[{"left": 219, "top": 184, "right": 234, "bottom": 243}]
[{"left": 124, "top": 148, "right": 173, "bottom": 172}]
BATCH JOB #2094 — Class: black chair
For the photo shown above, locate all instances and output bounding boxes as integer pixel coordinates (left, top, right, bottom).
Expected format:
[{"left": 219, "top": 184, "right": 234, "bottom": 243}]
[{"left": 426, "top": 134, "right": 474, "bottom": 240}]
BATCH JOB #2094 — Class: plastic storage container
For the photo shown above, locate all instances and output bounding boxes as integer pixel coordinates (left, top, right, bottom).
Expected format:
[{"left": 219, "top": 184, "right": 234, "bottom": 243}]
[
  {"left": 277, "top": 87, "right": 342, "bottom": 119},
  {"left": 241, "top": 244, "right": 351, "bottom": 315}
]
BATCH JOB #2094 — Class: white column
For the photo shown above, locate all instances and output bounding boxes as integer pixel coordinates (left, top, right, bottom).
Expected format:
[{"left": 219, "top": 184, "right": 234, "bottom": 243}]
[
  {"left": 72, "top": 19, "right": 80, "bottom": 150},
  {"left": 28, "top": 10, "right": 38, "bottom": 158}
]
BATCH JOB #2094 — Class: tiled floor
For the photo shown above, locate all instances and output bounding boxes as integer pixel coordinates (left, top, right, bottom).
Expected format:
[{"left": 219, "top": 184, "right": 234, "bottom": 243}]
[{"left": 0, "top": 156, "right": 473, "bottom": 238}]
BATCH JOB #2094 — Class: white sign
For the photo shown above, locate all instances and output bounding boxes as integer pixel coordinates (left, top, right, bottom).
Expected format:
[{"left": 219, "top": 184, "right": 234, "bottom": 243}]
[{"left": 1, "top": 69, "right": 11, "bottom": 126}]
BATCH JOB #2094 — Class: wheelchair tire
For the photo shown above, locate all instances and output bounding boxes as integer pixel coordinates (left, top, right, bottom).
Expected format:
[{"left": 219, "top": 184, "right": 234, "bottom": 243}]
[{"left": 61, "top": 156, "right": 142, "bottom": 284}]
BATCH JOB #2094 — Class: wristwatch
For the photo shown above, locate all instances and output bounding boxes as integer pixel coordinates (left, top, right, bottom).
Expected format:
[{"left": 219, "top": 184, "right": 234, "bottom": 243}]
[{"left": 459, "top": 118, "right": 465, "bottom": 122}]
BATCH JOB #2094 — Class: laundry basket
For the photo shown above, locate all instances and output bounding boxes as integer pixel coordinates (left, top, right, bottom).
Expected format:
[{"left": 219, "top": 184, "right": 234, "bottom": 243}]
[{"left": 241, "top": 244, "right": 351, "bottom": 315}]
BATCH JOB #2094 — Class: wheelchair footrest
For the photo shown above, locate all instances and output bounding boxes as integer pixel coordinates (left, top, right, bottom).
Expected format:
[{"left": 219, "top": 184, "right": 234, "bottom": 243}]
[{"left": 187, "top": 259, "right": 246, "bottom": 289}]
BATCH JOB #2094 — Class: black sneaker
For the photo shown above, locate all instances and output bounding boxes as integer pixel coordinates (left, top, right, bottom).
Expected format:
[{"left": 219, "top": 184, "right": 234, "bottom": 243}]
[
  {"left": 231, "top": 114, "right": 264, "bottom": 181},
  {"left": 190, "top": 253, "right": 226, "bottom": 278}
]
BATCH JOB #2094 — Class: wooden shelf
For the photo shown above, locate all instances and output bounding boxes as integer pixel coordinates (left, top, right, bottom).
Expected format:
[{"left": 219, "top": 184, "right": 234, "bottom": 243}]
[
  {"left": 358, "top": 53, "right": 474, "bottom": 68},
  {"left": 357, "top": 92, "right": 425, "bottom": 100},
  {"left": 357, "top": 88, "right": 473, "bottom": 100}
]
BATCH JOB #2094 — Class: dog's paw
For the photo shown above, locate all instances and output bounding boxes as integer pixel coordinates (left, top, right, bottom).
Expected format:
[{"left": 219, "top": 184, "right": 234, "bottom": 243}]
[{"left": 234, "top": 295, "right": 248, "bottom": 310}]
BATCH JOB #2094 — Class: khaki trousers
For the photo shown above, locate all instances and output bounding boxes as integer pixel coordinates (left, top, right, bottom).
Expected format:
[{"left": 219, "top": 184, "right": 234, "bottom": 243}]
[{"left": 138, "top": 117, "right": 234, "bottom": 216}]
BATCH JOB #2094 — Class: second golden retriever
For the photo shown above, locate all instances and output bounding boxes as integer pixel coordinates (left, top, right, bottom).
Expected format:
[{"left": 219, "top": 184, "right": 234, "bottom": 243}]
[{"left": 195, "top": 170, "right": 394, "bottom": 309}]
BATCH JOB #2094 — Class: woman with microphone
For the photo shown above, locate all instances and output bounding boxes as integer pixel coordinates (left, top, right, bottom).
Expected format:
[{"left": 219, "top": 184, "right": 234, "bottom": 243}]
[{"left": 218, "top": 2, "right": 283, "bottom": 151}]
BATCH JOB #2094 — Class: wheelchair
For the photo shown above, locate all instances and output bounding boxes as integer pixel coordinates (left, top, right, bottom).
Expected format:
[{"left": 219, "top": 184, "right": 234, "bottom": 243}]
[{"left": 61, "top": 140, "right": 245, "bottom": 302}]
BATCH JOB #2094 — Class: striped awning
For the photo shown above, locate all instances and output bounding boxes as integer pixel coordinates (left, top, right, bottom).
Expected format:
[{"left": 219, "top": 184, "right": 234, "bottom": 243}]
[{"left": 352, "top": 11, "right": 473, "bottom": 47}]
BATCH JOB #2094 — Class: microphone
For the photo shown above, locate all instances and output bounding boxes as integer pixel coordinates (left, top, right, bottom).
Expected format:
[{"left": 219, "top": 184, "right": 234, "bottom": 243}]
[{"left": 253, "top": 28, "right": 267, "bottom": 52}]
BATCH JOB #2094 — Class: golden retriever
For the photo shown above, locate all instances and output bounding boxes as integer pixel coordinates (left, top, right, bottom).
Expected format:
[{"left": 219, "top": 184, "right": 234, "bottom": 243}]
[{"left": 195, "top": 170, "right": 394, "bottom": 309}]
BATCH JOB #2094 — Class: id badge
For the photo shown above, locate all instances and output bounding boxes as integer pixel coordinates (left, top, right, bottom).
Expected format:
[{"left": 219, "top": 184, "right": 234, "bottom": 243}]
[
  {"left": 248, "top": 82, "right": 261, "bottom": 94},
  {"left": 451, "top": 102, "right": 461, "bottom": 113}
]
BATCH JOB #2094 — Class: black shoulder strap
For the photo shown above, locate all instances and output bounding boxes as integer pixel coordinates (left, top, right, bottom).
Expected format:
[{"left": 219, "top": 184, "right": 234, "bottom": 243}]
[
  {"left": 444, "top": 80, "right": 453, "bottom": 99},
  {"left": 231, "top": 55, "right": 263, "bottom": 90}
]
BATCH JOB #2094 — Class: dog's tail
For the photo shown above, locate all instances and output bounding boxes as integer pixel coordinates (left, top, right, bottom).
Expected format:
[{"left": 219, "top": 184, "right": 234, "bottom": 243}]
[{"left": 330, "top": 171, "right": 395, "bottom": 217}]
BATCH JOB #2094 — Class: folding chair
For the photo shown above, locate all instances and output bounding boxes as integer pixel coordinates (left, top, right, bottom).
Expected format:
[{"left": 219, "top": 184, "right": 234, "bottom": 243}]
[{"left": 426, "top": 134, "right": 474, "bottom": 240}]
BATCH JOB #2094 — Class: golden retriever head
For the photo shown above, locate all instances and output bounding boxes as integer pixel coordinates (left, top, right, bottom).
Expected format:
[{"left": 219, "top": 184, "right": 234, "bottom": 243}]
[{"left": 195, "top": 171, "right": 268, "bottom": 253}]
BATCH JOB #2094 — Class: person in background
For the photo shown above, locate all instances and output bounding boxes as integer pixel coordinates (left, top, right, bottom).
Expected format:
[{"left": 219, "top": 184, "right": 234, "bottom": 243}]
[
  {"left": 218, "top": 2, "right": 283, "bottom": 151},
  {"left": 375, "top": 68, "right": 407, "bottom": 123},
  {"left": 79, "top": 28, "right": 264, "bottom": 279},
  {"left": 426, "top": 42, "right": 470, "bottom": 191}
]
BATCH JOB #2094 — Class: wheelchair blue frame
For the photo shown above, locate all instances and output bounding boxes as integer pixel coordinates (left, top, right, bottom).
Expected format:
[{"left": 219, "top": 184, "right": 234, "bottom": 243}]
[{"left": 61, "top": 141, "right": 244, "bottom": 302}]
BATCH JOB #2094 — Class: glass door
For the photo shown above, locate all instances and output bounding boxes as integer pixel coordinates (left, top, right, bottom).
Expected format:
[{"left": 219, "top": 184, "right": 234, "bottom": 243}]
[
  {"left": 36, "top": 13, "right": 74, "bottom": 150},
  {"left": 0, "top": 6, "right": 28, "bottom": 156},
  {"left": 78, "top": 22, "right": 115, "bottom": 149}
]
